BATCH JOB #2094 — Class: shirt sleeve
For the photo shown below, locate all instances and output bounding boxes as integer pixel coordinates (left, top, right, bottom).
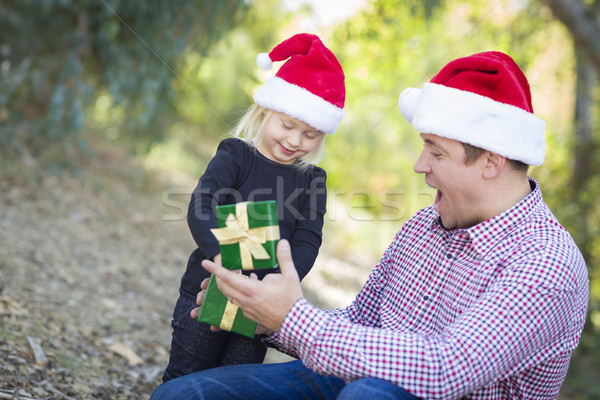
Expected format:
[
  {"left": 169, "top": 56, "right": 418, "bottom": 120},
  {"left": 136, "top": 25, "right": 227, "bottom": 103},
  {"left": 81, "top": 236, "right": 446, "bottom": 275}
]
[
  {"left": 187, "top": 139, "right": 244, "bottom": 259},
  {"left": 276, "top": 245, "right": 587, "bottom": 399},
  {"left": 264, "top": 244, "right": 392, "bottom": 355},
  {"left": 289, "top": 168, "right": 327, "bottom": 281}
]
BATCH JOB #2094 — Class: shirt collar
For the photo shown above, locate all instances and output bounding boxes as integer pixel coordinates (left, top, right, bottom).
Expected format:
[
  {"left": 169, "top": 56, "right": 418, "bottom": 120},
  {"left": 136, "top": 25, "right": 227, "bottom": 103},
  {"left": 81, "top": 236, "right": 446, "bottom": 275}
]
[{"left": 430, "top": 178, "right": 542, "bottom": 256}]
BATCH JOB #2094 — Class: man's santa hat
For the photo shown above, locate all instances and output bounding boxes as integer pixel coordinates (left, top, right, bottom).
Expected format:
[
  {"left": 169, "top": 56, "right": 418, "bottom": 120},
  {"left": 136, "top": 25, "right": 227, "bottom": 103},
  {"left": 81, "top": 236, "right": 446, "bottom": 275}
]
[
  {"left": 398, "top": 51, "right": 546, "bottom": 166},
  {"left": 253, "top": 33, "right": 345, "bottom": 135}
]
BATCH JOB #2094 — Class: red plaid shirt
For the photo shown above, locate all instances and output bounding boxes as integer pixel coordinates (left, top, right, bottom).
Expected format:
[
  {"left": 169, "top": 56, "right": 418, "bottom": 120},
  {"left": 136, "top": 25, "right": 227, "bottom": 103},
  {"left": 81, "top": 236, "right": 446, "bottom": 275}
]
[{"left": 271, "top": 180, "right": 589, "bottom": 399}]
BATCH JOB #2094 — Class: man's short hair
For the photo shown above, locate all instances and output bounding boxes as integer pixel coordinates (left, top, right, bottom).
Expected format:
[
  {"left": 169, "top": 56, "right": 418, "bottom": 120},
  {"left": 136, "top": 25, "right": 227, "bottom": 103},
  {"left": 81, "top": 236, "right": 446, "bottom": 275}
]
[{"left": 462, "top": 142, "right": 528, "bottom": 172}]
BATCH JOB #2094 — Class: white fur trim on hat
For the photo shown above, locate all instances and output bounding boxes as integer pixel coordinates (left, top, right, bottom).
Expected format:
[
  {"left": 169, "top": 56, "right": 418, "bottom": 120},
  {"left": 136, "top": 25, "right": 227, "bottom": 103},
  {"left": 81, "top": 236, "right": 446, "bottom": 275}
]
[
  {"left": 253, "top": 76, "right": 345, "bottom": 135},
  {"left": 398, "top": 82, "right": 546, "bottom": 166}
]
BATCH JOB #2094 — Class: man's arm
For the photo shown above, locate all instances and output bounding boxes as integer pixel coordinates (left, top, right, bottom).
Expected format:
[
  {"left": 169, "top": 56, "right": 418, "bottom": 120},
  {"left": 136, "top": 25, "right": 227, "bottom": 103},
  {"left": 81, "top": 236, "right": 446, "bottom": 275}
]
[
  {"left": 201, "top": 238, "right": 585, "bottom": 399},
  {"left": 273, "top": 251, "right": 587, "bottom": 399}
]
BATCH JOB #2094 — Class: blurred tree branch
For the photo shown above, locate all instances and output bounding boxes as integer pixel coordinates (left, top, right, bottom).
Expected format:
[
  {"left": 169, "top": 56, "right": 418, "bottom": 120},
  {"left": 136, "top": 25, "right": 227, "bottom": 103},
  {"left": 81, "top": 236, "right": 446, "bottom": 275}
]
[
  {"left": 0, "top": 0, "right": 249, "bottom": 159},
  {"left": 541, "top": 0, "right": 600, "bottom": 70}
]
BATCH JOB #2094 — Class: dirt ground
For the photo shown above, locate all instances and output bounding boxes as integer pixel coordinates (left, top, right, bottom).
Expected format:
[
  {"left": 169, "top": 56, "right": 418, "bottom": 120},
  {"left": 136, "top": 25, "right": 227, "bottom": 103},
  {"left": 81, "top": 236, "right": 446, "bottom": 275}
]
[{"left": 0, "top": 146, "right": 372, "bottom": 399}]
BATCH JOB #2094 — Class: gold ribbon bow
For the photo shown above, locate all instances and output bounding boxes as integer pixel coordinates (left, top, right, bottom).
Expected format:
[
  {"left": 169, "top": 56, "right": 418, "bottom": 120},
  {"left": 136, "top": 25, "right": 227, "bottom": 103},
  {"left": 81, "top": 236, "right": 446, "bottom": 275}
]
[{"left": 210, "top": 202, "right": 280, "bottom": 269}]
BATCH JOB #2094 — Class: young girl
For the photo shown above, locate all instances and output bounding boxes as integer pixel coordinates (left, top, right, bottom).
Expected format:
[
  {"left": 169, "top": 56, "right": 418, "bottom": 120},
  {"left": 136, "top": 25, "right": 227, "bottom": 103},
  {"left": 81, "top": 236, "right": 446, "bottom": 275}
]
[{"left": 162, "top": 33, "right": 346, "bottom": 382}]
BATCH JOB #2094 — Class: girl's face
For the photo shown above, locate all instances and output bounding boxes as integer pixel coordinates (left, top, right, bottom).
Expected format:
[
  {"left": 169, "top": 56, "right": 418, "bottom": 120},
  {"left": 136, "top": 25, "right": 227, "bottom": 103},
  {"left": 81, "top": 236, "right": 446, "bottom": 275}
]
[{"left": 257, "top": 111, "right": 325, "bottom": 164}]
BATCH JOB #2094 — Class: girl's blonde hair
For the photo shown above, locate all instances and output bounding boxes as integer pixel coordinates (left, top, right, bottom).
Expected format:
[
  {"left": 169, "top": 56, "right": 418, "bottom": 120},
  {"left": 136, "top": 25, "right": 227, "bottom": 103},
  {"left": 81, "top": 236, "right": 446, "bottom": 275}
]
[{"left": 233, "top": 104, "right": 326, "bottom": 169}]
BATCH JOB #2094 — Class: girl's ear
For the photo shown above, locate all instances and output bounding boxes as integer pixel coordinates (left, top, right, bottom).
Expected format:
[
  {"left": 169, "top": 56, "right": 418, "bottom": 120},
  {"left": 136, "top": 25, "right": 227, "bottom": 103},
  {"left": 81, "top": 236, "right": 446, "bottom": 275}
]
[{"left": 482, "top": 151, "right": 506, "bottom": 179}]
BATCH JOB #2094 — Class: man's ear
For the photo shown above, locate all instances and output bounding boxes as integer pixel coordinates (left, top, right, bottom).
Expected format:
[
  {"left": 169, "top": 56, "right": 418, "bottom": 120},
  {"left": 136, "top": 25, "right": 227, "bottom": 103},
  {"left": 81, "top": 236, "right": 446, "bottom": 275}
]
[{"left": 482, "top": 152, "right": 506, "bottom": 179}]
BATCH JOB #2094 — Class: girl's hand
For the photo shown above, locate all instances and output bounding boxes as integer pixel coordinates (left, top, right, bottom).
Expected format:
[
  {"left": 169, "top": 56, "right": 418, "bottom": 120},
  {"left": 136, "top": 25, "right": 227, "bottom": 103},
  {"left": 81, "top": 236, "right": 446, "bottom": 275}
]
[
  {"left": 189, "top": 277, "right": 210, "bottom": 320},
  {"left": 255, "top": 325, "right": 275, "bottom": 336}
]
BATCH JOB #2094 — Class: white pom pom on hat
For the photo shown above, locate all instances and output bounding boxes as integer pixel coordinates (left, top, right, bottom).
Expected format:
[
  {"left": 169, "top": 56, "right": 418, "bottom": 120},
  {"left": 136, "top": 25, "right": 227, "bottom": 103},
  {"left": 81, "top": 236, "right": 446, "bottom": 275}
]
[{"left": 256, "top": 52, "right": 273, "bottom": 71}]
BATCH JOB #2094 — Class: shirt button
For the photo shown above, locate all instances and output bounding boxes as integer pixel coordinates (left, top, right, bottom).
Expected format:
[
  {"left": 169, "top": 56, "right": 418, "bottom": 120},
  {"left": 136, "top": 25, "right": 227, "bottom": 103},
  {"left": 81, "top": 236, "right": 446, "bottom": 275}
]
[
  {"left": 423, "top": 295, "right": 429, "bottom": 301},
  {"left": 446, "top": 253, "right": 453, "bottom": 260}
]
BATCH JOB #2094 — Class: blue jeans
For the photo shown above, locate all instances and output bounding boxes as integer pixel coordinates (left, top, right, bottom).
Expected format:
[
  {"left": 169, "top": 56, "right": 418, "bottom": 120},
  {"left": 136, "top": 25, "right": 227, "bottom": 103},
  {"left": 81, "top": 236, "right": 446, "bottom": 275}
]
[{"left": 150, "top": 359, "right": 420, "bottom": 400}]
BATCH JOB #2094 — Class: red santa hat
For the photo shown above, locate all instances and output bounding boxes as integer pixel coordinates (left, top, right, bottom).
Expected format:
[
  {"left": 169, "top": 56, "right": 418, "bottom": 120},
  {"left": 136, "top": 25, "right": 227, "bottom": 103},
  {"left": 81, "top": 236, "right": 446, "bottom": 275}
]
[
  {"left": 398, "top": 51, "right": 546, "bottom": 166},
  {"left": 253, "top": 33, "right": 345, "bottom": 135}
]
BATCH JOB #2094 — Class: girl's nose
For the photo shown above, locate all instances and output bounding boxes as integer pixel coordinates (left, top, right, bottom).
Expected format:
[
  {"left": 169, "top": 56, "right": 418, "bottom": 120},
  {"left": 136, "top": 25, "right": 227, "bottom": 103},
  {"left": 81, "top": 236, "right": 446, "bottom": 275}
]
[{"left": 286, "top": 130, "right": 301, "bottom": 147}]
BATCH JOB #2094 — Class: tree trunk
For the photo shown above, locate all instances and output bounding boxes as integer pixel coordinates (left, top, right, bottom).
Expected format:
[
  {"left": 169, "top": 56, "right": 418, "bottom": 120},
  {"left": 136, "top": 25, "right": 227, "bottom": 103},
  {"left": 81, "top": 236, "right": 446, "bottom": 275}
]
[
  {"left": 571, "top": 50, "right": 596, "bottom": 192},
  {"left": 541, "top": 0, "right": 600, "bottom": 71}
]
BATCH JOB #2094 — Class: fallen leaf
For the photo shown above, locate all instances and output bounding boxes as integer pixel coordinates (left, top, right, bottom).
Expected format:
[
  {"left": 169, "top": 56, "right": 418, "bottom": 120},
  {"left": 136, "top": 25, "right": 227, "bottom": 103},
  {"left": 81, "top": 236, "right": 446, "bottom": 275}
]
[{"left": 108, "top": 341, "right": 143, "bottom": 366}]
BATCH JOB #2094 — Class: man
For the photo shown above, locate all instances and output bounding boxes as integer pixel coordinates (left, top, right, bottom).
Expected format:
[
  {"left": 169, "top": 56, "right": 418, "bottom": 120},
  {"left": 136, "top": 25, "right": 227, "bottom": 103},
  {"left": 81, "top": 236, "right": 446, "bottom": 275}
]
[{"left": 151, "top": 51, "right": 589, "bottom": 399}]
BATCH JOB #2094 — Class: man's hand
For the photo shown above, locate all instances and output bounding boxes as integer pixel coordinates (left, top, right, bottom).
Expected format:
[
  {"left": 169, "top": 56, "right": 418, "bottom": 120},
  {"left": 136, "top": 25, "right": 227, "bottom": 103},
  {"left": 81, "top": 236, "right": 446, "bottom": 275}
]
[{"left": 199, "top": 239, "right": 303, "bottom": 333}]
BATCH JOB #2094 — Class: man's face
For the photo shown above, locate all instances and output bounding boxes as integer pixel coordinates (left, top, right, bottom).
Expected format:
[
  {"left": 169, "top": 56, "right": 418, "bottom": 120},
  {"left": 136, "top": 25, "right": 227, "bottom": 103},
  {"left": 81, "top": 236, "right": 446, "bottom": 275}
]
[{"left": 413, "top": 133, "right": 486, "bottom": 229}]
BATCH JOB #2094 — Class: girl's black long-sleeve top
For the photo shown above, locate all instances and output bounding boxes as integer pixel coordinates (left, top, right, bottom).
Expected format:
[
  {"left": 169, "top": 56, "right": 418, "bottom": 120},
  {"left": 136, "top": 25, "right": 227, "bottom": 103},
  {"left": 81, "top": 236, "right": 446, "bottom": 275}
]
[{"left": 179, "top": 138, "right": 327, "bottom": 295}]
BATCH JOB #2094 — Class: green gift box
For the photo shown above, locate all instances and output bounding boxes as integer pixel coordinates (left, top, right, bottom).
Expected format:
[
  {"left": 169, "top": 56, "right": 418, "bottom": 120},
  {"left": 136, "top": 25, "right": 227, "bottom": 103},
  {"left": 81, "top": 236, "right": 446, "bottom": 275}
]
[
  {"left": 210, "top": 201, "right": 280, "bottom": 270},
  {"left": 197, "top": 274, "right": 257, "bottom": 338}
]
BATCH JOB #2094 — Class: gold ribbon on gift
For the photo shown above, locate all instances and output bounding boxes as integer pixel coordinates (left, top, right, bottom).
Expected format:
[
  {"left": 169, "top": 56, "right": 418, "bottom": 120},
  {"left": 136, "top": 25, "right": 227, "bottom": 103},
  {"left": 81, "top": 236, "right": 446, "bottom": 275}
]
[
  {"left": 210, "top": 202, "right": 280, "bottom": 269},
  {"left": 220, "top": 300, "right": 238, "bottom": 331},
  {"left": 219, "top": 275, "right": 252, "bottom": 331}
]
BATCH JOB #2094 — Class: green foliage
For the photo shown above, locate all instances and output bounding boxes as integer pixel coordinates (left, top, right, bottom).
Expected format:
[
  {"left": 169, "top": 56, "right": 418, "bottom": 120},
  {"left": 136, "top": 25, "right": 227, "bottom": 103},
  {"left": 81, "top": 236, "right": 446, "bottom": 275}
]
[
  {"left": 143, "top": 0, "right": 291, "bottom": 177},
  {"left": 0, "top": 0, "right": 249, "bottom": 158}
]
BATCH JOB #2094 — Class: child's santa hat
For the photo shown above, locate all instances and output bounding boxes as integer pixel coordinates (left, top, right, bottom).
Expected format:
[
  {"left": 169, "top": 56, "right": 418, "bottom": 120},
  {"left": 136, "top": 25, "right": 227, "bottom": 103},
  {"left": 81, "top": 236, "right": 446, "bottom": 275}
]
[
  {"left": 253, "top": 33, "right": 345, "bottom": 135},
  {"left": 398, "top": 51, "right": 546, "bottom": 166}
]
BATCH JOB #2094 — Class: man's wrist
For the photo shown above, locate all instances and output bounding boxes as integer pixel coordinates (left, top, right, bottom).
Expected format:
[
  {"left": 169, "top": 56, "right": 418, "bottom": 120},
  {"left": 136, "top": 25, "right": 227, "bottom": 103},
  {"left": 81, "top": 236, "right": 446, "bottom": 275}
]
[{"left": 278, "top": 298, "right": 325, "bottom": 350}]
